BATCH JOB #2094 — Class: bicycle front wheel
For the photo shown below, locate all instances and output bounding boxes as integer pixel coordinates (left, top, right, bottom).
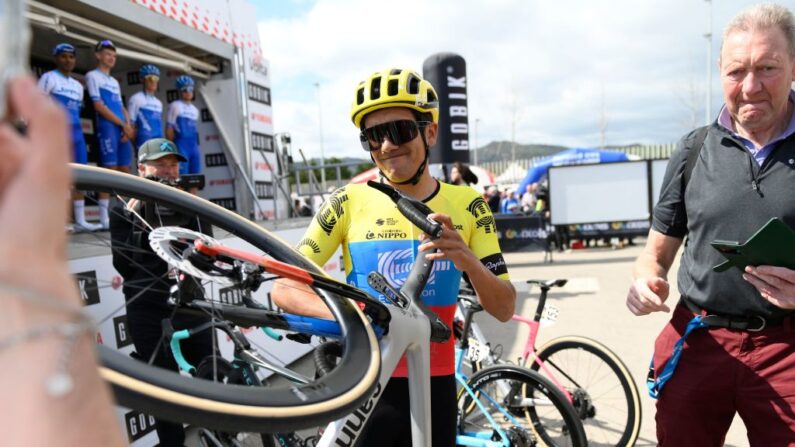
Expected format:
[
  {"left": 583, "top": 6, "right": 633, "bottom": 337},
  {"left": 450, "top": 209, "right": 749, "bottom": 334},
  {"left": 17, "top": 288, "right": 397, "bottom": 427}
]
[
  {"left": 458, "top": 365, "right": 587, "bottom": 447},
  {"left": 71, "top": 165, "right": 380, "bottom": 433},
  {"left": 531, "top": 336, "right": 641, "bottom": 447}
]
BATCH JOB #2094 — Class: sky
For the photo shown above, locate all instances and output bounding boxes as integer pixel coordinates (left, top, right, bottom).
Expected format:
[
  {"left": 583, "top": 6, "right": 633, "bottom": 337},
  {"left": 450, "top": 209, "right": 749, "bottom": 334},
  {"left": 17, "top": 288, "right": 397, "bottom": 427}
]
[{"left": 253, "top": 0, "right": 790, "bottom": 161}]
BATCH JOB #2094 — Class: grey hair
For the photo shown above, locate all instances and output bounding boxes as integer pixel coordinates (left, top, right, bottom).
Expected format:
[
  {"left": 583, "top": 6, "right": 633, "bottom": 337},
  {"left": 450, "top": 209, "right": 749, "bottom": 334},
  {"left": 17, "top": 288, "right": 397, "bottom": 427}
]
[{"left": 722, "top": 3, "right": 795, "bottom": 58}]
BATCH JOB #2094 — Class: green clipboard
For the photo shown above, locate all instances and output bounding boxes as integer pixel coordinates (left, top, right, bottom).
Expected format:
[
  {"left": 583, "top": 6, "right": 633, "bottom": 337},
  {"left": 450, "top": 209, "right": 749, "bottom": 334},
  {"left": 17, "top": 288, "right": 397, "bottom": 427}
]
[{"left": 711, "top": 217, "right": 795, "bottom": 272}]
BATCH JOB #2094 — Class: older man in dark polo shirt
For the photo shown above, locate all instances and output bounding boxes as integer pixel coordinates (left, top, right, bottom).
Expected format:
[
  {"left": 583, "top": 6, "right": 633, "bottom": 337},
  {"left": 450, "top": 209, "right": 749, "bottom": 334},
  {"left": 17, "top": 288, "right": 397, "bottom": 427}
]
[{"left": 626, "top": 4, "right": 795, "bottom": 446}]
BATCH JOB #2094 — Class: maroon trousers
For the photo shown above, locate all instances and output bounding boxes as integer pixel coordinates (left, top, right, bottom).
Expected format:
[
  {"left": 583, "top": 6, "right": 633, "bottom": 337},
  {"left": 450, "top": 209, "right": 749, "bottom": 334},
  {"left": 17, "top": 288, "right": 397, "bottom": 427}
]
[{"left": 652, "top": 303, "right": 795, "bottom": 446}]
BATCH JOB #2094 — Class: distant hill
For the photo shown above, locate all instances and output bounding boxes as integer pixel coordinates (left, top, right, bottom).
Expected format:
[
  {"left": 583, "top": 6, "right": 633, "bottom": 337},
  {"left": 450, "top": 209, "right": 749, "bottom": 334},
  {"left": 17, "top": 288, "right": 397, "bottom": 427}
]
[
  {"left": 298, "top": 142, "right": 570, "bottom": 169},
  {"left": 472, "top": 141, "right": 566, "bottom": 163}
]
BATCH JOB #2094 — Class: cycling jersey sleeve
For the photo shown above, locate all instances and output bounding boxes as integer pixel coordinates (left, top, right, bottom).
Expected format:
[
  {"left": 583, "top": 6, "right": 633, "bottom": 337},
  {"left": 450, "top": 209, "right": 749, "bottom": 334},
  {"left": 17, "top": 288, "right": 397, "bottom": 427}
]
[
  {"left": 85, "top": 71, "right": 102, "bottom": 103},
  {"left": 461, "top": 190, "right": 510, "bottom": 280},
  {"left": 167, "top": 102, "right": 179, "bottom": 130},
  {"left": 295, "top": 187, "right": 349, "bottom": 268}
]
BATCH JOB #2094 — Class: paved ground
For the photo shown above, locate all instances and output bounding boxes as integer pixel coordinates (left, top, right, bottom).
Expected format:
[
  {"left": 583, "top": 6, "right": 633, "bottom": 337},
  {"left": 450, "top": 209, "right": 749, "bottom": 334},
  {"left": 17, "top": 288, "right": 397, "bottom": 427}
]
[{"left": 488, "top": 241, "right": 748, "bottom": 446}]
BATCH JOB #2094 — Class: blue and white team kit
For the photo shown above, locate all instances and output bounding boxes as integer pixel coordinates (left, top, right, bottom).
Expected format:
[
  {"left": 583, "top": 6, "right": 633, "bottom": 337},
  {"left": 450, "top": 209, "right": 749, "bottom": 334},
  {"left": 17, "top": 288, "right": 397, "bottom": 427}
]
[
  {"left": 85, "top": 69, "right": 133, "bottom": 167},
  {"left": 37, "top": 70, "right": 88, "bottom": 164},
  {"left": 127, "top": 91, "right": 163, "bottom": 148},
  {"left": 167, "top": 100, "right": 201, "bottom": 174}
]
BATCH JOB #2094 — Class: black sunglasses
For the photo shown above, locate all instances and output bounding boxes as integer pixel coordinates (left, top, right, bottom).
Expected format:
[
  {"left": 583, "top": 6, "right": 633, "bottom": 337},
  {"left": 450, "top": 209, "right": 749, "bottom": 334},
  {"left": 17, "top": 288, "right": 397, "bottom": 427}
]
[{"left": 359, "top": 120, "right": 429, "bottom": 151}]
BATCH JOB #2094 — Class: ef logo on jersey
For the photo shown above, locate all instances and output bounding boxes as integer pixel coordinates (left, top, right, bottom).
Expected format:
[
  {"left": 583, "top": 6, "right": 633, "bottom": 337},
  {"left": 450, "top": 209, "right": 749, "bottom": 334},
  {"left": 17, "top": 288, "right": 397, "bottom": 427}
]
[{"left": 376, "top": 248, "right": 452, "bottom": 289}]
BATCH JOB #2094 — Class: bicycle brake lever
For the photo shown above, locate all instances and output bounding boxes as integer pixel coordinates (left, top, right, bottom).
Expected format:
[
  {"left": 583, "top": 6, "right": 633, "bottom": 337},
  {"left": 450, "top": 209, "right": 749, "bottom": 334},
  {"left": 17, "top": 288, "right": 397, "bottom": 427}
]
[{"left": 367, "top": 272, "right": 408, "bottom": 308}]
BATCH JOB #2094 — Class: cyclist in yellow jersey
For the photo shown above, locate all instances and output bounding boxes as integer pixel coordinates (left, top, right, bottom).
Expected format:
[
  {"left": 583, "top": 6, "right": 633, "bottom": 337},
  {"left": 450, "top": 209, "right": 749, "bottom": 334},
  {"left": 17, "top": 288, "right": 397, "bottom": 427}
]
[{"left": 273, "top": 68, "right": 516, "bottom": 447}]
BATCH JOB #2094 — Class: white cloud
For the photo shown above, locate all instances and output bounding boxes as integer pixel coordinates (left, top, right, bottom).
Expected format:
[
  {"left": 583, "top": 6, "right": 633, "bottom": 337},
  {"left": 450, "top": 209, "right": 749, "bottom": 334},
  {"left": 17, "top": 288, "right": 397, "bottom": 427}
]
[{"left": 258, "top": 0, "right": 771, "bottom": 159}]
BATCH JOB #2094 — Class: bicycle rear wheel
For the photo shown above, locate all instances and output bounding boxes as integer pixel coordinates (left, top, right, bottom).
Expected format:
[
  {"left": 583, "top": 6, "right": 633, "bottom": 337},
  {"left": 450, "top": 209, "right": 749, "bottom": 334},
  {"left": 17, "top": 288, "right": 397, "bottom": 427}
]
[
  {"left": 71, "top": 165, "right": 379, "bottom": 433},
  {"left": 458, "top": 365, "right": 587, "bottom": 447},
  {"left": 530, "top": 336, "right": 641, "bottom": 447}
]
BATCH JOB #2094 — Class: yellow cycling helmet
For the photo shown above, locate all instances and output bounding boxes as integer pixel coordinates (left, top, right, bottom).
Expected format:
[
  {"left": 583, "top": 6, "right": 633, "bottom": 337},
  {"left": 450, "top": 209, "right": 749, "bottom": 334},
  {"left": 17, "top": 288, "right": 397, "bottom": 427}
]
[{"left": 350, "top": 68, "right": 439, "bottom": 128}]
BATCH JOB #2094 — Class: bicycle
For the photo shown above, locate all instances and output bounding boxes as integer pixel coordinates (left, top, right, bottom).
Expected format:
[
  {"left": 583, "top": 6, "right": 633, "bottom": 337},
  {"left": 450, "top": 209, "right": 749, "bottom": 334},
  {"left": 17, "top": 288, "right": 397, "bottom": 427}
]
[
  {"left": 456, "top": 280, "right": 642, "bottom": 446},
  {"left": 71, "top": 164, "right": 381, "bottom": 435},
  {"left": 454, "top": 314, "right": 587, "bottom": 446},
  {"left": 71, "top": 165, "right": 585, "bottom": 446}
]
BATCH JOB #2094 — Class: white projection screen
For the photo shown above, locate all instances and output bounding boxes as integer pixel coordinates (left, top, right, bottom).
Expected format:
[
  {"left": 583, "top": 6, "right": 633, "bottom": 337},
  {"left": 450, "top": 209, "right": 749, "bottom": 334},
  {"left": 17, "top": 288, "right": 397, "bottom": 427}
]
[{"left": 549, "top": 161, "right": 650, "bottom": 225}]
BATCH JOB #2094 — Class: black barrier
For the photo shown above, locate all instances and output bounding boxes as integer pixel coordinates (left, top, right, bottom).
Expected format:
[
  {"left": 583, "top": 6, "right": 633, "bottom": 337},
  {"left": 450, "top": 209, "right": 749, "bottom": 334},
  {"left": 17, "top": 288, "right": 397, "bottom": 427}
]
[
  {"left": 495, "top": 215, "right": 550, "bottom": 252},
  {"left": 565, "top": 220, "right": 650, "bottom": 239},
  {"left": 422, "top": 53, "right": 469, "bottom": 166},
  {"left": 495, "top": 215, "right": 650, "bottom": 253}
]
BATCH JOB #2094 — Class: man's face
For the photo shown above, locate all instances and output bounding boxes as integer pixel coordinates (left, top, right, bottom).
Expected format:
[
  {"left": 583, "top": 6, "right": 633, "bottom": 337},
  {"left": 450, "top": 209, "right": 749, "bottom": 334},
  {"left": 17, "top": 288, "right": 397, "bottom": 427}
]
[
  {"left": 720, "top": 27, "right": 795, "bottom": 134},
  {"left": 139, "top": 155, "right": 180, "bottom": 181},
  {"left": 180, "top": 89, "right": 193, "bottom": 101},
  {"left": 143, "top": 75, "right": 159, "bottom": 93},
  {"left": 54, "top": 53, "right": 76, "bottom": 74},
  {"left": 362, "top": 108, "right": 437, "bottom": 184},
  {"left": 95, "top": 49, "right": 117, "bottom": 69}
]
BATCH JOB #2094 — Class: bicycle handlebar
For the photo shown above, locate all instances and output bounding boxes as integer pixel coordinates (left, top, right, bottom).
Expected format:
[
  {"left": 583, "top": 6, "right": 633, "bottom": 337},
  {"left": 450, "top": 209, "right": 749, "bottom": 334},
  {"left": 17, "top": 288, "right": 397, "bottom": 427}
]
[{"left": 366, "top": 181, "right": 443, "bottom": 239}]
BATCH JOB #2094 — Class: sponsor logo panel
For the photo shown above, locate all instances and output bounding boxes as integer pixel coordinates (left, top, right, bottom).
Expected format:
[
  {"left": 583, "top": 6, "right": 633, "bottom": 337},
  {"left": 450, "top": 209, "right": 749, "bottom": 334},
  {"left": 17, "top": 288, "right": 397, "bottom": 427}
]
[{"left": 75, "top": 270, "right": 101, "bottom": 306}]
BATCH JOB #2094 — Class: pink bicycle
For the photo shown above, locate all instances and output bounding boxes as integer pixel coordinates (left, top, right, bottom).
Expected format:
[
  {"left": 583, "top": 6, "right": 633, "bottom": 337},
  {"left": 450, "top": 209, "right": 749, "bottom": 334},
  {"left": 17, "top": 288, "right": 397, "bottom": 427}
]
[{"left": 456, "top": 279, "right": 642, "bottom": 446}]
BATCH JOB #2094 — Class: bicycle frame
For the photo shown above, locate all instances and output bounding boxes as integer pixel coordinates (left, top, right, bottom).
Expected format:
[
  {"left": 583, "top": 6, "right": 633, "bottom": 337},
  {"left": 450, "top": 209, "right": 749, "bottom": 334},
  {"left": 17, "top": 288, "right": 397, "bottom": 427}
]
[
  {"left": 454, "top": 347, "right": 525, "bottom": 447},
  {"left": 510, "top": 314, "right": 571, "bottom": 400},
  {"left": 457, "top": 291, "right": 572, "bottom": 404}
]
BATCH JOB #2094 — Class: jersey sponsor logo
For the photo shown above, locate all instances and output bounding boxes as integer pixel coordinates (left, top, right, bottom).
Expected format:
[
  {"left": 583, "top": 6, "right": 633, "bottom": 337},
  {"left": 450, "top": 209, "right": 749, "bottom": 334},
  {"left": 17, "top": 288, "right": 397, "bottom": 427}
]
[
  {"left": 378, "top": 248, "right": 451, "bottom": 289},
  {"left": 297, "top": 238, "right": 321, "bottom": 254},
  {"left": 124, "top": 410, "right": 157, "bottom": 442},
  {"left": 316, "top": 189, "right": 348, "bottom": 235},
  {"left": 468, "top": 197, "right": 496, "bottom": 234},
  {"left": 480, "top": 253, "right": 508, "bottom": 277},
  {"left": 375, "top": 217, "right": 398, "bottom": 226},
  {"left": 476, "top": 215, "right": 496, "bottom": 234},
  {"left": 467, "top": 197, "right": 489, "bottom": 217},
  {"left": 75, "top": 270, "right": 101, "bottom": 306},
  {"left": 365, "top": 229, "right": 407, "bottom": 240},
  {"left": 113, "top": 314, "right": 133, "bottom": 349}
]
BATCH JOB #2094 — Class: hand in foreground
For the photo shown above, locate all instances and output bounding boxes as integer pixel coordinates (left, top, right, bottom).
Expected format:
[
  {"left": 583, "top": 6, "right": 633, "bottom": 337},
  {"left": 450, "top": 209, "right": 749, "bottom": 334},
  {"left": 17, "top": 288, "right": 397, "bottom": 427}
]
[
  {"left": 626, "top": 277, "right": 671, "bottom": 315},
  {"left": 744, "top": 265, "right": 795, "bottom": 309},
  {"left": 418, "top": 212, "right": 479, "bottom": 273},
  {"left": 0, "top": 76, "right": 75, "bottom": 298}
]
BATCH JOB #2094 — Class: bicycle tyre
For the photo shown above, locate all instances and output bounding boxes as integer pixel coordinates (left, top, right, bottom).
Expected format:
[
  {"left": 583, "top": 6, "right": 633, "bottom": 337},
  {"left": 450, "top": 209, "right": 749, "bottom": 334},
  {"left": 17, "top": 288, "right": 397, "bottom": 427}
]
[
  {"left": 72, "top": 165, "right": 380, "bottom": 433},
  {"left": 530, "top": 336, "right": 641, "bottom": 447},
  {"left": 458, "top": 364, "right": 587, "bottom": 447}
]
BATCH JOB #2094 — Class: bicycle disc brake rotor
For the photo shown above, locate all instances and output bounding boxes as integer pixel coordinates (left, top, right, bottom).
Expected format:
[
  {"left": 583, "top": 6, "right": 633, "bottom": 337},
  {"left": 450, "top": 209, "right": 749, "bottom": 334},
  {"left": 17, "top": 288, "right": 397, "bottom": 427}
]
[{"left": 149, "top": 226, "right": 236, "bottom": 287}]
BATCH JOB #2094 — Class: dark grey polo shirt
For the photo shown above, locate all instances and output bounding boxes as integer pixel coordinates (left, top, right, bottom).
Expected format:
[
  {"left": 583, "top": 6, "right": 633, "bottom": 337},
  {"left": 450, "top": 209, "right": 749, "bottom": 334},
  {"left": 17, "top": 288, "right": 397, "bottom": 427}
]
[{"left": 653, "top": 123, "right": 795, "bottom": 319}]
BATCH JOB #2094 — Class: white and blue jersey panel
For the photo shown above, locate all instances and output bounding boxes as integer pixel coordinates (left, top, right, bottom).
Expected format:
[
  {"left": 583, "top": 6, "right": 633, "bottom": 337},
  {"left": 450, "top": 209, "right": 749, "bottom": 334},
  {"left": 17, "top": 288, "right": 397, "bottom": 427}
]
[
  {"left": 347, "top": 239, "right": 463, "bottom": 307},
  {"left": 168, "top": 101, "right": 201, "bottom": 174},
  {"left": 85, "top": 69, "right": 125, "bottom": 125},
  {"left": 86, "top": 69, "right": 131, "bottom": 167},
  {"left": 128, "top": 91, "right": 163, "bottom": 147},
  {"left": 38, "top": 71, "right": 88, "bottom": 164}
]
